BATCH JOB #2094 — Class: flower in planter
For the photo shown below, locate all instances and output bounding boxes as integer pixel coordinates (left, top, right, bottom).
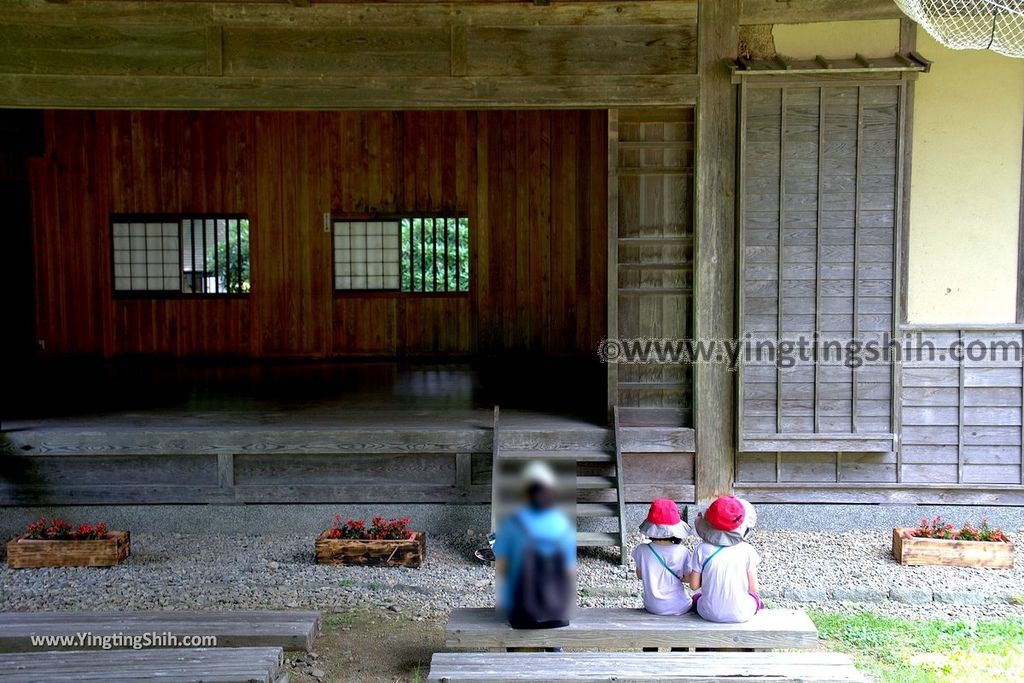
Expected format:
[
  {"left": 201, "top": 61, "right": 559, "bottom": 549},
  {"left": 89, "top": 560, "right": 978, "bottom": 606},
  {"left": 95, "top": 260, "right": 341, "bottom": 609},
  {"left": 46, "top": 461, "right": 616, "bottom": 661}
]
[
  {"left": 23, "top": 517, "right": 109, "bottom": 541},
  {"left": 911, "top": 515, "right": 1010, "bottom": 543},
  {"left": 73, "top": 523, "right": 109, "bottom": 540},
  {"left": 324, "top": 515, "right": 414, "bottom": 541}
]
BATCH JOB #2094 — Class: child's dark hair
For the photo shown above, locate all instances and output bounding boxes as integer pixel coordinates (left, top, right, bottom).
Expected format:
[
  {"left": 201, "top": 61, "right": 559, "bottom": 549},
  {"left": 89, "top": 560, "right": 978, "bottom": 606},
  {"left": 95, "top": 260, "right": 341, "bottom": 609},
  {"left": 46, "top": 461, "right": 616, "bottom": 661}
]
[{"left": 648, "top": 536, "right": 682, "bottom": 544}]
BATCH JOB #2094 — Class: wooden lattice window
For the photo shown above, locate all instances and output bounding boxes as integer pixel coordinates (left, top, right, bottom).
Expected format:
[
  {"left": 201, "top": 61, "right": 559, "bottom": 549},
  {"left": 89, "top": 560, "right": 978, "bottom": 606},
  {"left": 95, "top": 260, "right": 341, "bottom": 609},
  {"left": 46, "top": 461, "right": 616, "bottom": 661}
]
[
  {"left": 332, "top": 216, "right": 469, "bottom": 293},
  {"left": 111, "top": 214, "right": 250, "bottom": 296}
]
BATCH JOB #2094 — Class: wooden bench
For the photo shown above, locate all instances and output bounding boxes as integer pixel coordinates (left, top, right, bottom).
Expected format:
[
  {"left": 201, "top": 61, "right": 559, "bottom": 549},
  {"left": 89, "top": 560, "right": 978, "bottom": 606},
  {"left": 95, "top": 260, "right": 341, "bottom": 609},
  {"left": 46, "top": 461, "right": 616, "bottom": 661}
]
[
  {"left": 0, "top": 646, "right": 287, "bottom": 683},
  {"left": 0, "top": 610, "right": 320, "bottom": 653},
  {"left": 445, "top": 608, "right": 819, "bottom": 650},
  {"left": 427, "top": 652, "right": 866, "bottom": 682}
]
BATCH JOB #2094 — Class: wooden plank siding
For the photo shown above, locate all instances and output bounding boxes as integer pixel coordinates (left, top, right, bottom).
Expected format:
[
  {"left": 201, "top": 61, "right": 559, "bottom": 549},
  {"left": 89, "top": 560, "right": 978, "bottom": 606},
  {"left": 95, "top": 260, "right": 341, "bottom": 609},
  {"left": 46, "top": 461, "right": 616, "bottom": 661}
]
[
  {"left": 900, "top": 328, "right": 1024, "bottom": 487},
  {"left": 28, "top": 110, "right": 606, "bottom": 358},
  {"left": 738, "top": 327, "right": 1024, "bottom": 497},
  {"left": 611, "top": 108, "right": 696, "bottom": 426},
  {"left": 737, "top": 78, "right": 904, "bottom": 456},
  {"left": 0, "top": 1, "right": 699, "bottom": 110}
]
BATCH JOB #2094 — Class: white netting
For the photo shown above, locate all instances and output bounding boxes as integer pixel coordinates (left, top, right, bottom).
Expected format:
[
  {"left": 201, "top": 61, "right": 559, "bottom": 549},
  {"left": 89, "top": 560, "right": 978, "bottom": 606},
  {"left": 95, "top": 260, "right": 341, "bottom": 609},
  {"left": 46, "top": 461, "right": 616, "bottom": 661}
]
[{"left": 894, "top": 0, "right": 1024, "bottom": 57}]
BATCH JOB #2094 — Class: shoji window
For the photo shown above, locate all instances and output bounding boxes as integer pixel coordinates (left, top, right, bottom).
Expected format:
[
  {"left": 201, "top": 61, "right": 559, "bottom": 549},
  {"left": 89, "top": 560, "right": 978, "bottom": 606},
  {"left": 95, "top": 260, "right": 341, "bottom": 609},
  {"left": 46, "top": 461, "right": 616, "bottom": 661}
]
[
  {"left": 333, "top": 220, "right": 401, "bottom": 290},
  {"left": 112, "top": 215, "right": 250, "bottom": 295},
  {"left": 333, "top": 216, "right": 469, "bottom": 293},
  {"left": 738, "top": 80, "right": 905, "bottom": 453}
]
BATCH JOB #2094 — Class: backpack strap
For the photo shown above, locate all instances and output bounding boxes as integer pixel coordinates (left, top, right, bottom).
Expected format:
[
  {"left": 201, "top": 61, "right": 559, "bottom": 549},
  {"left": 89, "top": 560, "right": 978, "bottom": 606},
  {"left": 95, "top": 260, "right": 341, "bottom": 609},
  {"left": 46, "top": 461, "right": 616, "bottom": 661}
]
[
  {"left": 700, "top": 545, "right": 725, "bottom": 572},
  {"left": 646, "top": 543, "right": 682, "bottom": 581}
]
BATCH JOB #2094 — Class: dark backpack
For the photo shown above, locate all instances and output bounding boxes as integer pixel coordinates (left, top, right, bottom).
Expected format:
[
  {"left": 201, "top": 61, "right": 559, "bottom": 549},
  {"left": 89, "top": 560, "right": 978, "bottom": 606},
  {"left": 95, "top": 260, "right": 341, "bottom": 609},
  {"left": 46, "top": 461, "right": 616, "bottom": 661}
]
[{"left": 507, "top": 514, "right": 572, "bottom": 629}]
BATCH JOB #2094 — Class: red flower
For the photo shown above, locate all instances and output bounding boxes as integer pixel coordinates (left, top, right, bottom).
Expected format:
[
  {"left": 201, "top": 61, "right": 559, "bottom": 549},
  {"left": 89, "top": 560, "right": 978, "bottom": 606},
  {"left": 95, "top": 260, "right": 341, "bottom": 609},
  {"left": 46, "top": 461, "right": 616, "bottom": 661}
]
[{"left": 323, "top": 515, "right": 414, "bottom": 540}]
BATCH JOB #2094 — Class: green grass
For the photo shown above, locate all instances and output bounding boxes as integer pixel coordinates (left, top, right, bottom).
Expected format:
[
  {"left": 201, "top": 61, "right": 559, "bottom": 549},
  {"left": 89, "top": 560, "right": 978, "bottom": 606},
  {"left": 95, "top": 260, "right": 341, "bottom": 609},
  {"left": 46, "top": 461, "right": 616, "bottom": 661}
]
[
  {"left": 810, "top": 610, "right": 1024, "bottom": 682},
  {"left": 323, "top": 612, "right": 360, "bottom": 627}
]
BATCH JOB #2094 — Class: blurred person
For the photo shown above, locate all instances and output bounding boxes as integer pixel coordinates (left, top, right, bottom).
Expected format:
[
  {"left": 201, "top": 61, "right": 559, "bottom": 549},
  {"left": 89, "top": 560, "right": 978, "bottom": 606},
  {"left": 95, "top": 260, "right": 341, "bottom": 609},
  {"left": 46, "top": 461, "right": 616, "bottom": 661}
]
[
  {"left": 493, "top": 460, "right": 575, "bottom": 629},
  {"left": 687, "top": 495, "right": 763, "bottom": 623},
  {"left": 632, "top": 499, "right": 692, "bottom": 616}
]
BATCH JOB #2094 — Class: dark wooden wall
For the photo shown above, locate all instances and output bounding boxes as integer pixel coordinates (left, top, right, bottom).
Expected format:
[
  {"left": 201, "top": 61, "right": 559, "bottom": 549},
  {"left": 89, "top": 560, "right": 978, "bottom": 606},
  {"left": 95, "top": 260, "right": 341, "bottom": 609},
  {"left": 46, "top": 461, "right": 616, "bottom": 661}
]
[
  {"left": 0, "top": 111, "right": 42, "bottom": 370},
  {"left": 29, "top": 110, "right": 607, "bottom": 358}
]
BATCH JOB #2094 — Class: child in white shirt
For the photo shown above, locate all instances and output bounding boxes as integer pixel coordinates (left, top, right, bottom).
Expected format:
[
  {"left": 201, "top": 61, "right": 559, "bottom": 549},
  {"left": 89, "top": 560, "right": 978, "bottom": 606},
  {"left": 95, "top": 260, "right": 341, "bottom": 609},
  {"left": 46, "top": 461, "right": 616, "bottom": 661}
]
[
  {"left": 687, "top": 495, "right": 764, "bottom": 623},
  {"left": 631, "top": 499, "right": 691, "bottom": 616}
]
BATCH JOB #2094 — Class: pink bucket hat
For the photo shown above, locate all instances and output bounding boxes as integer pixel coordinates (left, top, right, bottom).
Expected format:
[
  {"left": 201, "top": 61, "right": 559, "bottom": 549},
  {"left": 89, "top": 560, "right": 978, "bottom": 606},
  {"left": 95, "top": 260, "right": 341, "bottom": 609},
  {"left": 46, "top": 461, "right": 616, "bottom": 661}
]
[{"left": 638, "top": 499, "right": 690, "bottom": 540}]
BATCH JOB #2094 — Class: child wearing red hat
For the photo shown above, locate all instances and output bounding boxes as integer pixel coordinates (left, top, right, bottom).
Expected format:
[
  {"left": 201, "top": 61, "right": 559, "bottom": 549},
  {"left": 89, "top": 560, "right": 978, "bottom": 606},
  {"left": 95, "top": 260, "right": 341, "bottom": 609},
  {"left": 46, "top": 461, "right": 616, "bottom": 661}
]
[
  {"left": 631, "top": 499, "right": 692, "bottom": 616},
  {"left": 686, "top": 495, "right": 763, "bottom": 623}
]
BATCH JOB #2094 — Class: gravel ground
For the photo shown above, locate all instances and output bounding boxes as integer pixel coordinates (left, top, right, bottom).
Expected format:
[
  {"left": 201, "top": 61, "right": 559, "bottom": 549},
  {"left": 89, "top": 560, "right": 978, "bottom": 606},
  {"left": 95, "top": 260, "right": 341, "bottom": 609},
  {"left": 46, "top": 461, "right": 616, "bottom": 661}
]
[{"left": 2, "top": 529, "right": 1022, "bottom": 623}]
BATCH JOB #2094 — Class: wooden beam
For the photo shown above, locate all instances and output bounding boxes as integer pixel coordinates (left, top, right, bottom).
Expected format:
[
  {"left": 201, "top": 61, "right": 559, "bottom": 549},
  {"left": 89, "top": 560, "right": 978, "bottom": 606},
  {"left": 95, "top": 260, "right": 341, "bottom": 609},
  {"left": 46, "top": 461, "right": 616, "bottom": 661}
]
[
  {"left": 4, "top": 2, "right": 697, "bottom": 28},
  {"left": 0, "top": 73, "right": 699, "bottom": 110},
  {"left": 0, "top": 1, "right": 701, "bottom": 109},
  {"left": 739, "top": 0, "right": 903, "bottom": 25},
  {"left": 205, "top": 25, "right": 224, "bottom": 76},
  {"left": 694, "top": 0, "right": 739, "bottom": 504}
]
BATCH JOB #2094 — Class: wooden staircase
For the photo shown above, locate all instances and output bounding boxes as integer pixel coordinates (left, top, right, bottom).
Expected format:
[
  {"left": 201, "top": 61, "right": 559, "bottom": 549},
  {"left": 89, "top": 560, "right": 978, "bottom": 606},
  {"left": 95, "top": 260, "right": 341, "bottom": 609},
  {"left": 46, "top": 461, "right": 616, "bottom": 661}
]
[{"left": 490, "top": 406, "right": 629, "bottom": 565}]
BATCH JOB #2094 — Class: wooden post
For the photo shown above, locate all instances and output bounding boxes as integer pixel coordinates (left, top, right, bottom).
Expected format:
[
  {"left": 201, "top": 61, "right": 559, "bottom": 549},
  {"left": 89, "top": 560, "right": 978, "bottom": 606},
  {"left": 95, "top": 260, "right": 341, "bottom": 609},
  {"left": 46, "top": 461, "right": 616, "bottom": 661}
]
[
  {"left": 490, "top": 406, "right": 501, "bottom": 532},
  {"left": 694, "top": 0, "right": 738, "bottom": 504},
  {"left": 607, "top": 109, "right": 619, "bottom": 421},
  {"left": 896, "top": 18, "right": 917, "bottom": 482}
]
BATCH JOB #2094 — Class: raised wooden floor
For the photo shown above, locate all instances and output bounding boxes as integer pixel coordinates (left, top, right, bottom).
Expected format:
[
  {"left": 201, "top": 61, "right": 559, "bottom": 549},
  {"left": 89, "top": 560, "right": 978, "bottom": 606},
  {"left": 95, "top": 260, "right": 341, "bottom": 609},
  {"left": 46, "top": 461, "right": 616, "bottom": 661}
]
[
  {"left": 0, "top": 647, "right": 287, "bottom": 683},
  {"left": 1, "top": 410, "right": 695, "bottom": 506},
  {"left": 427, "top": 652, "right": 866, "bottom": 682},
  {"left": 0, "top": 611, "right": 320, "bottom": 653},
  {"left": 445, "top": 608, "right": 819, "bottom": 650}
]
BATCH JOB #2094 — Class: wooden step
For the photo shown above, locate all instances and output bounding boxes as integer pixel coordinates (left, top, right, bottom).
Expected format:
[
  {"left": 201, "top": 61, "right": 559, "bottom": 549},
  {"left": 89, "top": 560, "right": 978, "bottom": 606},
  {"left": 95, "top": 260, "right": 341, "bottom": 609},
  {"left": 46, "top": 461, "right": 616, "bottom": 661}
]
[
  {"left": 576, "top": 475, "right": 617, "bottom": 489},
  {"left": 0, "top": 611, "right": 321, "bottom": 653},
  {"left": 0, "top": 647, "right": 288, "bottom": 683},
  {"left": 500, "top": 450, "right": 614, "bottom": 463},
  {"left": 576, "top": 503, "right": 619, "bottom": 518},
  {"left": 428, "top": 652, "right": 865, "bottom": 682},
  {"left": 445, "top": 607, "right": 820, "bottom": 651},
  {"left": 576, "top": 531, "right": 621, "bottom": 547}
]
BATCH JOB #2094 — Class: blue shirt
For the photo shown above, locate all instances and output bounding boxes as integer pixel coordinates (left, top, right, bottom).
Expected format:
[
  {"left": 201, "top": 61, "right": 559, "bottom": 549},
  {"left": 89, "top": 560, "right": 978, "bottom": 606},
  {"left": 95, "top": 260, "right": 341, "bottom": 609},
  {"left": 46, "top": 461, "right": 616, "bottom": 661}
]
[{"left": 493, "top": 506, "right": 576, "bottom": 611}]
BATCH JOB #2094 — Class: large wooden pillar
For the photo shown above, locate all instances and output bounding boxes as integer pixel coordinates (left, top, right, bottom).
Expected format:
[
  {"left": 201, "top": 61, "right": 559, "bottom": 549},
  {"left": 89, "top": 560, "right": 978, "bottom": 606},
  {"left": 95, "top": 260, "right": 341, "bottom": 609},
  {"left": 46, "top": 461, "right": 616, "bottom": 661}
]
[{"left": 693, "top": 0, "right": 738, "bottom": 503}]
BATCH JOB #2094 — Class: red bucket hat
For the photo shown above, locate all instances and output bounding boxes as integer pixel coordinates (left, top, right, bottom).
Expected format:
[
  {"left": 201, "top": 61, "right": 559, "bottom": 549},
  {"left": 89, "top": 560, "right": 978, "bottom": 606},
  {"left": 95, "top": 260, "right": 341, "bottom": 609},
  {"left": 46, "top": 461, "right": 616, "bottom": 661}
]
[
  {"left": 638, "top": 498, "right": 690, "bottom": 540},
  {"left": 706, "top": 496, "right": 746, "bottom": 531},
  {"left": 694, "top": 495, "right": 757, "bottom": 547}
]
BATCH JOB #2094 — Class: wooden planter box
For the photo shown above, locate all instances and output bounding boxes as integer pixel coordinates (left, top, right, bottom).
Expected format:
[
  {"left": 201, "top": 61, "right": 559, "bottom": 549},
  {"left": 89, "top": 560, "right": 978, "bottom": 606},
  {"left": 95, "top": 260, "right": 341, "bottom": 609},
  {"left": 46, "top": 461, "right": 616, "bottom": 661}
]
[
  {"left": 892, "top": 528, "right": 1014, "bottom": 569},
  {"left": 315, "top": 531, "right": 425, "bottom": 568},
  {"left": 6, "top": 531, "right": 130, "bottom": 569}
]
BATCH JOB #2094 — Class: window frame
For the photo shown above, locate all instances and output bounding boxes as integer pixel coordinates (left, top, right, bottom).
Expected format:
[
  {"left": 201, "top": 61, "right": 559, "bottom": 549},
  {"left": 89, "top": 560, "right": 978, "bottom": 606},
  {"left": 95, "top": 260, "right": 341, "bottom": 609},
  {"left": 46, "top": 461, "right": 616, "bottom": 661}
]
[
  {"left": 109, "top": 212, "right": 251, "bottom": 299},
  {"left": 330, "top": 212, "right": 471, "bottom": 298}
]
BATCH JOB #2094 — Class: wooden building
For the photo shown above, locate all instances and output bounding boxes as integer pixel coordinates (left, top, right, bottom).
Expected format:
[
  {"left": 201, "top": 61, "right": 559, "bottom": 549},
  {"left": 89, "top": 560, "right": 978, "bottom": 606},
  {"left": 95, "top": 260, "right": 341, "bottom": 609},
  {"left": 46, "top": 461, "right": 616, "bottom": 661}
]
[{"left": 1, "top": 0, "right": 1022, "bottom": 520}]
